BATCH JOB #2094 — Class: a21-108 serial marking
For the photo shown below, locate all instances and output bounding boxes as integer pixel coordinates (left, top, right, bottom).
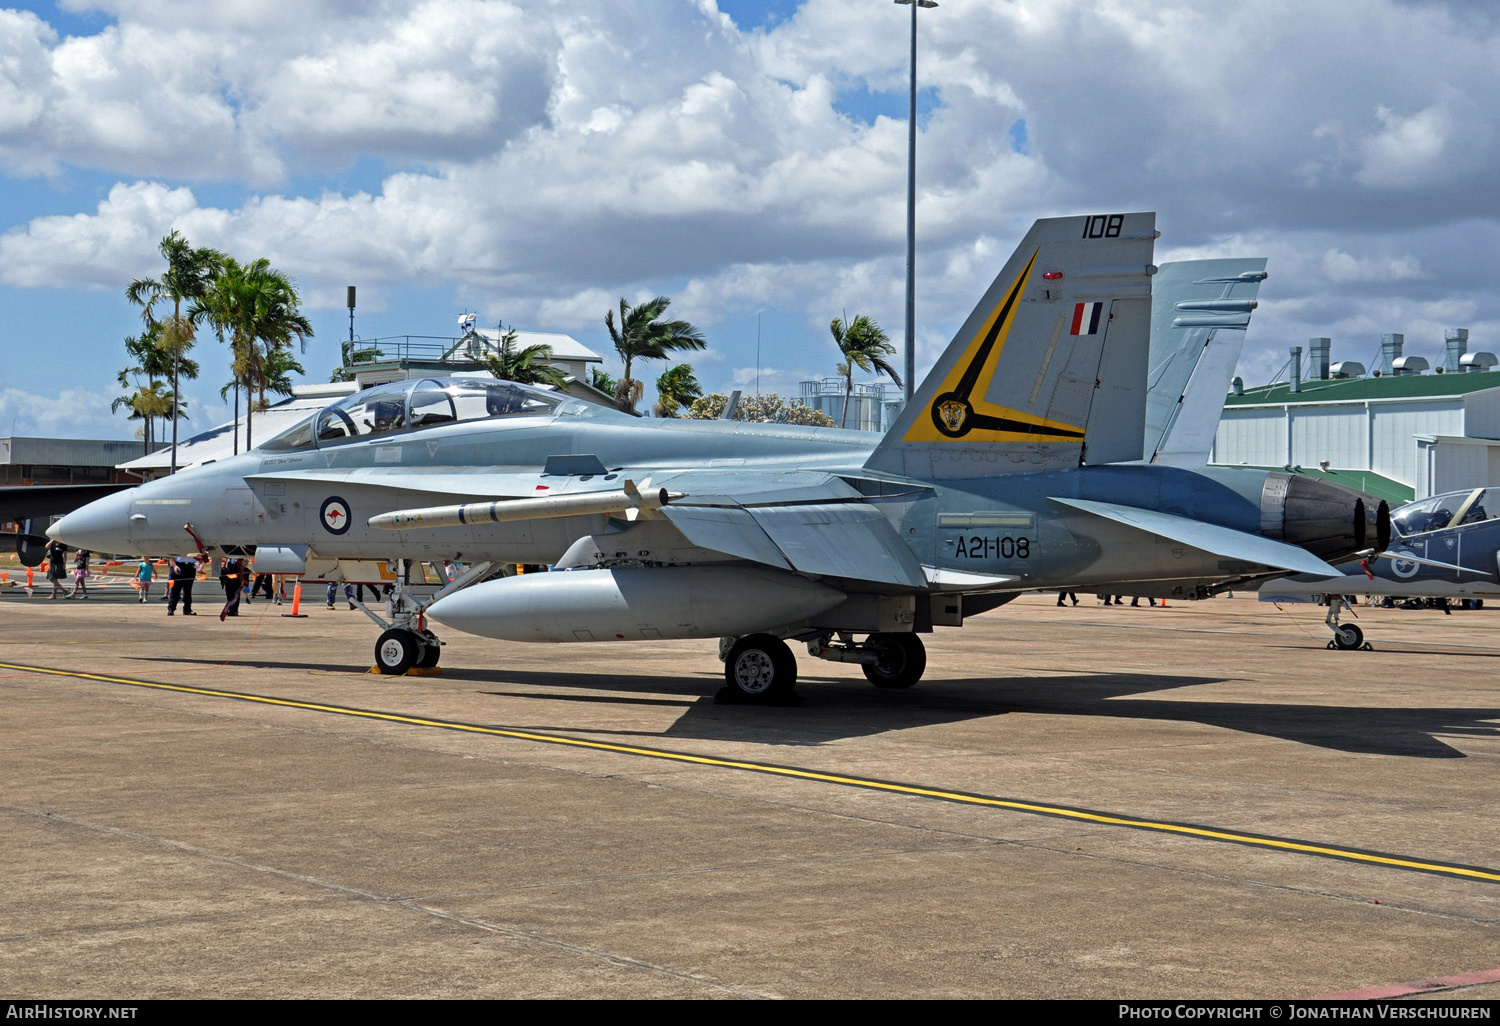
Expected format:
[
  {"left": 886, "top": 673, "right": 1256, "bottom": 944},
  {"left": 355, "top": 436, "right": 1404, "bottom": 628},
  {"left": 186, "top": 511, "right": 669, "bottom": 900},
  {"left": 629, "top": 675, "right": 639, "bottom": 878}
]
[{"left": 952, "top": 535, "right": 1031, "bottom": 559}]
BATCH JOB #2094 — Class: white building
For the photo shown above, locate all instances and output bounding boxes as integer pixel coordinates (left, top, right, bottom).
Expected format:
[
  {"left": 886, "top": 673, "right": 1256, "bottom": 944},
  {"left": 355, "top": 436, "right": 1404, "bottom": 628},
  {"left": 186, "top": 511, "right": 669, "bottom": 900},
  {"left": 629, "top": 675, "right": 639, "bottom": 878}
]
[
  {"left": 346, "top": 327, "right": 614, "bottom": 407},
  {"left": 1212, "top": 333, "right": 1500, "bottom": 502}
]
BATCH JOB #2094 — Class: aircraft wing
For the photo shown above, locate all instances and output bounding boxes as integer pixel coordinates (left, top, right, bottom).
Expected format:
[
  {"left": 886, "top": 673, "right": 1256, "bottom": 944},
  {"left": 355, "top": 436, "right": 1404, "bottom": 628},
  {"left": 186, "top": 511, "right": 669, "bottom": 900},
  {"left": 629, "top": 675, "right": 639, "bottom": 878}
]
[
  {"left": 262, "top": 463, "right": 929, "bottom": 590},
  {"left": 662, "top": 500, "right": 928, "bottom": 589},
  {"left": 1052, "top": 497, "right": 1343, "bottom": 577}
]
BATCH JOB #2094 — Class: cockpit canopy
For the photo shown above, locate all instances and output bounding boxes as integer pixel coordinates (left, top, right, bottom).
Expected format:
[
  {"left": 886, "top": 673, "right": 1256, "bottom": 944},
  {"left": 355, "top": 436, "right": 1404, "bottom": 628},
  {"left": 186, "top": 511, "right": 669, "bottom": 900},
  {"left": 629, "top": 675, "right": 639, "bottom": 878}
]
[
  {"left": 260, "top": 378, "right": 576, "bottom": 452},
  {"left": 1391, "top": 487, "right": 1499, "bottom": 537}
]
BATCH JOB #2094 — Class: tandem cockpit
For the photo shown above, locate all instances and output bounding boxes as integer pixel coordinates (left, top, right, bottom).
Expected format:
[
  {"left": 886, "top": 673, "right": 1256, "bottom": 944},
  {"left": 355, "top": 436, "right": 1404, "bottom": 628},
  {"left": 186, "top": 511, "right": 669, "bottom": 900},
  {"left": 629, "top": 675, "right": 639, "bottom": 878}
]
[
  {"left": 1390, "top": 487, "right": 1500, "bottom": 538},
  {"left": 260, "top": 378, "right": 582, "bottom": 452}
]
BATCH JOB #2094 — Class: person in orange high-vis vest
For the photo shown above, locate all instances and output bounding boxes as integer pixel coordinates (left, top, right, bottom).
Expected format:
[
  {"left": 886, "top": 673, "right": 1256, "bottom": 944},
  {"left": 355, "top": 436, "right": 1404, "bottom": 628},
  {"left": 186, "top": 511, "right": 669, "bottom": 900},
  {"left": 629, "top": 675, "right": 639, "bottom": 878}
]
[{"left": 219, "top": 557, "right": 245, "bottom": 620}]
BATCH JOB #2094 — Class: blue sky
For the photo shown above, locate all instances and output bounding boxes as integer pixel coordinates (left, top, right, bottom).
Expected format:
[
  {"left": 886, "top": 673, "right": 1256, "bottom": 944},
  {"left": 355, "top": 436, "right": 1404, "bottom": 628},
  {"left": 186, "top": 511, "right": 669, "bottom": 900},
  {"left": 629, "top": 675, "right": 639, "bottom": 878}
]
[{"left": 2, "top": 0, "right": 1499, "bottom": 440}]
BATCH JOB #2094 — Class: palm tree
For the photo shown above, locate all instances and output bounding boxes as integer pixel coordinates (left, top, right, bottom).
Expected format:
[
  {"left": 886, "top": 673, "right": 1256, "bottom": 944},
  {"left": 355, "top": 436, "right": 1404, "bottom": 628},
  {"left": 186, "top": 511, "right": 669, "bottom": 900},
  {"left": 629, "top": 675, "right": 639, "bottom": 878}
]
[
  {"left": 829, "top": 314, "right": 901, "bottom": 428},
  {"left": 201, "top": 258, "right": 312, "bottom": 451},
  {"left": 113, "top": 327, "right": 191, "bottom": 455},
  {"left": 653, "top": 363, "right": 702, "bottom": 418},
  {"left": 588, "top": 367, "right": 617, "bottom": 396},
  {"left": 261, "top": 346, "right": 306, "bottom": 403},
  {"left": 604, "top": 296, "right": 705, "bottom": 414},
  {"left": 112, "top": 380, "right": 173, "bottom": 455},
  {"left": 482, "top": 328, "right": 568, "bottom": 388},
  {"left": 125, "top": 231, "right": 224, "bottom": 473},
  {"left": 221, "top": 352, "right": 302, "bottom": 407},
  {"left": 250, "top": 284, "right": 313, "bottom": 423},
  {"left": 120, "top": 324, "right": 199, "bottom": 386}
]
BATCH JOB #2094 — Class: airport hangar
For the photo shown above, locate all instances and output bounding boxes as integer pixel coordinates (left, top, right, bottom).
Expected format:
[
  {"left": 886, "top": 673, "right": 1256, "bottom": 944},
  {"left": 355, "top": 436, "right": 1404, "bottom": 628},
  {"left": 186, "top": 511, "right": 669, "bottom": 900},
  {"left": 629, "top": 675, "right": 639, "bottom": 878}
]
[{"left": 1210, "top": 330, "right": 1500, "bottom": 505}]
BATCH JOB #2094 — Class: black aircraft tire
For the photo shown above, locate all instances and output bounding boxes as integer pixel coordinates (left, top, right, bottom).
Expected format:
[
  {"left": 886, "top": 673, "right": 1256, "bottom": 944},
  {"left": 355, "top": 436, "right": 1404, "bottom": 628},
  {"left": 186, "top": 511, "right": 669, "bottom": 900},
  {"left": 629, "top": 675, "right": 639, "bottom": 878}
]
[
  {"left": 375, "top": 628, "right": 419, "bottom": 675},
  {"left": 415, "top": 633, "right": 441, "bottom": 668},
  {"left": 724, "top": 634, "right": 797, "bottom": 700},
  {"left": 862, "top": 632, "right": 927, "bottom": 689},
  {"left": 1332, "top": 624, "right": 1364, "bottom": 651}
]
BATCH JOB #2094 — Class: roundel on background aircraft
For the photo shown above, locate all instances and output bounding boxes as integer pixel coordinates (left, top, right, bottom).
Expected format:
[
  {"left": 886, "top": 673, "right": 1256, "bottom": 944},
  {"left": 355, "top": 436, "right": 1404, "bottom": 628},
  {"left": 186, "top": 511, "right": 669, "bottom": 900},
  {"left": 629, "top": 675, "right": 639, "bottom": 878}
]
[{"left": 1388, "top": 550, "right": 1421, "bottom": 579}]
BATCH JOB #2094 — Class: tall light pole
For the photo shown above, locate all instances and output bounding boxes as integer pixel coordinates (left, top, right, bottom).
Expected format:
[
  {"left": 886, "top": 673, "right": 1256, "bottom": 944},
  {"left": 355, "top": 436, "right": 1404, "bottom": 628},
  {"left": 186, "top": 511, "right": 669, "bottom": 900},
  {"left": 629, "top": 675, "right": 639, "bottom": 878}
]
[{"left": 895, "top": 0, "right": 937, "bottom": 402}]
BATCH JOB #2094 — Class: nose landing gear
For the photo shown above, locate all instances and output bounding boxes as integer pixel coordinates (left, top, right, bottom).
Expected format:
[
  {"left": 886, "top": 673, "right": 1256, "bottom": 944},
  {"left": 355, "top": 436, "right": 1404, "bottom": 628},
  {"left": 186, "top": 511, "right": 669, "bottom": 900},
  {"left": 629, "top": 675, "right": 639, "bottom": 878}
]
[
  {"left": 357, "top": 558, "right": 496, "bottom": 675},
  {"left": 1323, "top": 595, "right": 1372, "bottom": 651}
]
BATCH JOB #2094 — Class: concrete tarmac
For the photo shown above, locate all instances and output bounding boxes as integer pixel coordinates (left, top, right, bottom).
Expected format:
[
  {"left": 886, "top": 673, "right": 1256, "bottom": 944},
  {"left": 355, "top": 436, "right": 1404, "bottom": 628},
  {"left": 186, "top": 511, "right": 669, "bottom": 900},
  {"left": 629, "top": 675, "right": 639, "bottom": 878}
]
[{"left": 2, "top": 581, "right": 1499, "bottom": 999}]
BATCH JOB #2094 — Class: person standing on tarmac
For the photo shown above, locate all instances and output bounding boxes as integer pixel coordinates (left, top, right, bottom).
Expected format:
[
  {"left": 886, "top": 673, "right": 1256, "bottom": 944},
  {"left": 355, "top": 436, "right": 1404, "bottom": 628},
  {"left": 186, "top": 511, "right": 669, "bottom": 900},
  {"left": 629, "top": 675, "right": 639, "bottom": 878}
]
[
  {"left": 219, "top": 557, "right": 245, "bottom": 619},
  {"left": 248, "top": 571, "right": 274, "bottom": 604},
  {"left": 45, "top": 540, "right": 68, "bottom": 599},
  {"left": 135, "top": 558, "right": 155, "bottom": 603},
  {"left": 167, "top": 555, "right": 198, "bottom": 616},
  {"left": 69, "top": 549, "right": 91, "bottom": 600}
]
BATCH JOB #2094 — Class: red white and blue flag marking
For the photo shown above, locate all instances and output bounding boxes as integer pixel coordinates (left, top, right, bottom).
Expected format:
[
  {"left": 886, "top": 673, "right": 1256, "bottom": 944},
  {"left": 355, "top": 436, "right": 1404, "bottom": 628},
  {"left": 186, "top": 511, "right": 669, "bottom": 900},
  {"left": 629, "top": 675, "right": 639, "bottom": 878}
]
[{"left": 1070, "top": 301, "right": 1103, "bottom": 336}]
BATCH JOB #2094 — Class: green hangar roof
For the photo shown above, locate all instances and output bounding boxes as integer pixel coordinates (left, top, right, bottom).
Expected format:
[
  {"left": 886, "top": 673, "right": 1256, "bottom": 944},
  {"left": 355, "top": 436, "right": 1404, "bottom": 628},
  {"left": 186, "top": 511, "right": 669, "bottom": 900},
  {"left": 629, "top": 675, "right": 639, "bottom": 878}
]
[{"left": 1227, "top": 372, "right": 1500, "bottom": 406}]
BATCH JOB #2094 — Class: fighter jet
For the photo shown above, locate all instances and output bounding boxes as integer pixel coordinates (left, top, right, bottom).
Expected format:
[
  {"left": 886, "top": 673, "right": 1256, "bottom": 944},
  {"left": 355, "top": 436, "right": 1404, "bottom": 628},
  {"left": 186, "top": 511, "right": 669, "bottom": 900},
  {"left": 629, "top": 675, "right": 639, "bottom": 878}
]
[
  {"left": 51, "top": 213, "right": 1388, "bottom": 701},
  {"left": 1258, "top": 486, "right": 1500, "bottom": 648}
]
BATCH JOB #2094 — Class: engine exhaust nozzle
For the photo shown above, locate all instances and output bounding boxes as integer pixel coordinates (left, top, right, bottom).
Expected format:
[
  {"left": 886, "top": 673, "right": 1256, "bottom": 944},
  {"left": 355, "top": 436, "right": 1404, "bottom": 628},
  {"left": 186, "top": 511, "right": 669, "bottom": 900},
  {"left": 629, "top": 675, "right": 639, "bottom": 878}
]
[{"left": 1260, "top": 473, "right": 1390, "bottom": 565}]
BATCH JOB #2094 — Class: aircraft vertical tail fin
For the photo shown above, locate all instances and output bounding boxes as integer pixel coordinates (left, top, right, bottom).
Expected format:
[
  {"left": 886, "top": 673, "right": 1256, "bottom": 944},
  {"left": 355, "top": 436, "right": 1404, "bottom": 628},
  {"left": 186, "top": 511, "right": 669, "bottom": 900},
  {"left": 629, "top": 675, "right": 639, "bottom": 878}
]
[
  {"left": 1145, "top": 259, "right": 1268, "bottom": 467},
  {"left": 865, "top": 213, "right": 1157, "bottom": 480}
]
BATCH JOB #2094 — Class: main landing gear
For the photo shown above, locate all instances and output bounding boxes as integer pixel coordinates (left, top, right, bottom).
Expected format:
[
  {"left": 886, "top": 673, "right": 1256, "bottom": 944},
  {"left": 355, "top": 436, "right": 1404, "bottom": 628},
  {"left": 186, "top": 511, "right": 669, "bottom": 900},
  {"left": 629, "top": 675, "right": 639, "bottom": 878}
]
[
  {"left": 722, "top": 634, "right": 799, "bottom": 701},
  {"left": 718, "top": 631, "right": 930, "bottom": 702}
]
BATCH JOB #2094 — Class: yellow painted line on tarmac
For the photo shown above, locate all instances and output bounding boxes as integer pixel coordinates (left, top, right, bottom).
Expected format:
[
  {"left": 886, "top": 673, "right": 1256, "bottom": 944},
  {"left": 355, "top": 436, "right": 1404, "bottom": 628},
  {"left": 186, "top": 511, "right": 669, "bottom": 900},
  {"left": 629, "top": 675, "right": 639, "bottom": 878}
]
[{"left": 6, "top": 659, "right": 1499, "bottom": 886}]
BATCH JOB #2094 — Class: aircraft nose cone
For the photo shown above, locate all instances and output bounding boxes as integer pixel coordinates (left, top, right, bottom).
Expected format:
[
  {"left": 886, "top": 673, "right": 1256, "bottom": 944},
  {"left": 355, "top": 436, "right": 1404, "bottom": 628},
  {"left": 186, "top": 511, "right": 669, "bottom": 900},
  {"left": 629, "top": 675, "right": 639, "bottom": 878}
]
[{"left": 48, "top": 489, "right": 138, "bottom": 553}]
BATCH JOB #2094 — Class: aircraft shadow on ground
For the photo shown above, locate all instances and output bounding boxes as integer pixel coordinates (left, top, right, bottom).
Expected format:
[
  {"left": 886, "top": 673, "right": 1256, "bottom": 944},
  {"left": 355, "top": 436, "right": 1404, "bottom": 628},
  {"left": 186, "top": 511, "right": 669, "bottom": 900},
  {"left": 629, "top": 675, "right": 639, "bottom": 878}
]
[
  {"left": 472, "top": 669, "right": 1500, "bottom": 757},
  {"left": 130, "top": 656, "right": 1500, "bottom": 757}
]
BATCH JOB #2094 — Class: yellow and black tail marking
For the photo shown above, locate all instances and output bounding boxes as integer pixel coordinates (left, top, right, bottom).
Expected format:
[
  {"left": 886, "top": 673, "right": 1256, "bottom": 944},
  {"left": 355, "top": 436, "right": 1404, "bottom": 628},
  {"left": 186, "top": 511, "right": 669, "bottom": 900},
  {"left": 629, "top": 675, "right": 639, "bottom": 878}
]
[{"left": 903, "top": 249, "right": 1086, "bottom": 445}]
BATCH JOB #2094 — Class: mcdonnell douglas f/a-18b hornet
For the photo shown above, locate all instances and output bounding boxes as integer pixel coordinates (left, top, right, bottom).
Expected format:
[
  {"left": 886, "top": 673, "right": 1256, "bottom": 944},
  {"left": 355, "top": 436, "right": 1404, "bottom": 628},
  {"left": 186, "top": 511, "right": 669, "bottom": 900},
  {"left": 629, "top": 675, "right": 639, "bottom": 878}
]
[{"left": 52, "top": 213, "right": 1390, "bottom": 701}]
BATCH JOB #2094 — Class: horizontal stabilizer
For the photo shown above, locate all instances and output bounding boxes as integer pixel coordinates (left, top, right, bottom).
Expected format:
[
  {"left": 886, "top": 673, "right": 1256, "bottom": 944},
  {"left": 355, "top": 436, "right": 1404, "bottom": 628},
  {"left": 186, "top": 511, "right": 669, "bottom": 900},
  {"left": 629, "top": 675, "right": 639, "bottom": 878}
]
[{"left": 1051, "top": 497, "right": 1342, "bottom": 577}]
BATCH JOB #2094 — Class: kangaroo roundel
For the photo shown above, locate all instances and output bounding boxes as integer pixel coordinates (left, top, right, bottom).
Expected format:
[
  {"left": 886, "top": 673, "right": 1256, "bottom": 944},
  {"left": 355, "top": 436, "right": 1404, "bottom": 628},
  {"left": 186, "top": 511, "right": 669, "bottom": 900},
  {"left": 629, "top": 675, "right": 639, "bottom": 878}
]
[{"left": 320, "top": 496, "right": 352, "bottom": 535}]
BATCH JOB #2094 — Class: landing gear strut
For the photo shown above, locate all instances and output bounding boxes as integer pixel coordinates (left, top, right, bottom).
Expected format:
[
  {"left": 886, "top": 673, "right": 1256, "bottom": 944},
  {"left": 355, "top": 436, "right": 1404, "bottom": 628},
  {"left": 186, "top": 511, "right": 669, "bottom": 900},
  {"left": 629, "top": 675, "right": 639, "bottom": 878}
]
[
  {"left": 716, "top": 629, "right": 932, "bottom": 703},
  {"left": 860, "top": 633, "right": 927, "bottom": 688},
  {"left": 806, "top": 632, "right": 929, "bottom": 689},
  {"left": 1324, "top": 595, "right": 1371, "bottom": 651},
  {"left": 356, "top": 558, "right": 496, "bottom": 675}
]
